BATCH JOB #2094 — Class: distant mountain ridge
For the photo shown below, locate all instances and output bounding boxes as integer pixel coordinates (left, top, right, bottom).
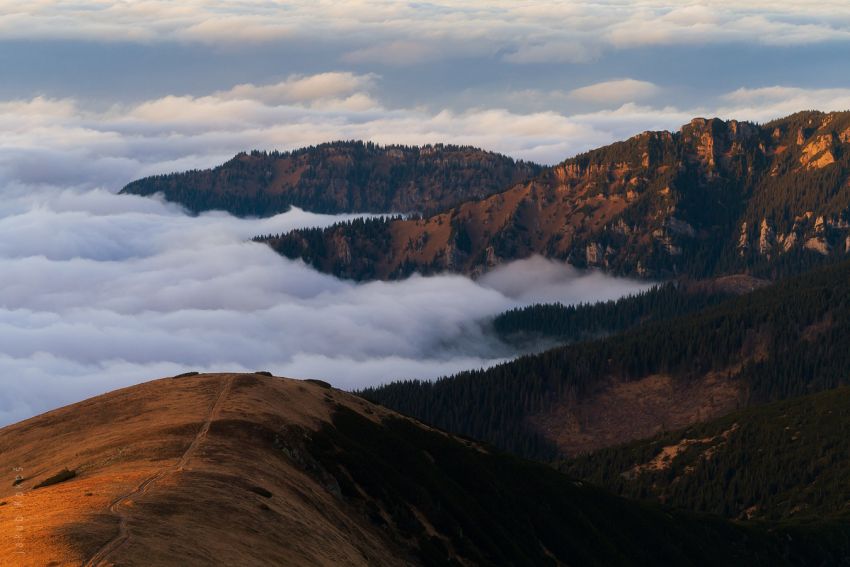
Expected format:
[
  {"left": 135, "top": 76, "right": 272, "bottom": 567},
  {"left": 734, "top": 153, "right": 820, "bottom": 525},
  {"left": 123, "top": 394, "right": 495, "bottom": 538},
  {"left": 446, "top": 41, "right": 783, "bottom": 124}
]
[
  {"left": 264, "top": 111, "right": 850, "bottom": 281},
  {"left": 120, "top": 141, "right": 541, "bottom": 217}
]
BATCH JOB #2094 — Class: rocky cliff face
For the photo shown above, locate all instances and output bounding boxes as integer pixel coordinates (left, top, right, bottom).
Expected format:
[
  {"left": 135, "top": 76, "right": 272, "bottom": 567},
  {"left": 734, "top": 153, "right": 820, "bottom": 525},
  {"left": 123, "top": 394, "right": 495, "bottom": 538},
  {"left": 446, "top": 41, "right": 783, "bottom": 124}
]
[
  {"left": 120, "top": 141, "right": 541, "bottom": 217},
  {"left": 266, "top": 111, "right": 850, "bottom": 281}
]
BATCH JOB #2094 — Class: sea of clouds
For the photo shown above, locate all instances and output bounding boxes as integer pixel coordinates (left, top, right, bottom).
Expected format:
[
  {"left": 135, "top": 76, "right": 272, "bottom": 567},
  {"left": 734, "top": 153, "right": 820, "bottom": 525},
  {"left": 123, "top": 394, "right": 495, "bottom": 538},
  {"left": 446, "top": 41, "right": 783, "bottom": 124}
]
[{"left": 0, "top": 184, "right": 652, "bottom": 425}]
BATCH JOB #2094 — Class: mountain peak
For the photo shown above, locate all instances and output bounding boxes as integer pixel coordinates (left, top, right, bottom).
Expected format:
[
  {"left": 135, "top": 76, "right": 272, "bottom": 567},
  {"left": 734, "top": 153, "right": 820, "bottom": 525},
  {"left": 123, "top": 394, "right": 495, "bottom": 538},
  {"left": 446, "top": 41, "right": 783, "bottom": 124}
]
[{"left": 120, "top": 142, "right": 542, "bottom": 217}]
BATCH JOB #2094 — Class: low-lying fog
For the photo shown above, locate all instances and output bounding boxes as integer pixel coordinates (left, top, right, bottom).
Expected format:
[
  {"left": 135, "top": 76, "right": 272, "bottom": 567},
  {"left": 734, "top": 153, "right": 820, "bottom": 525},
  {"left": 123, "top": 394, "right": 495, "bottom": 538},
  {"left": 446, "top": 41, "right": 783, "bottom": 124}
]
[{"left": 0, "top": 186, "right": 652, "bottom": 424}]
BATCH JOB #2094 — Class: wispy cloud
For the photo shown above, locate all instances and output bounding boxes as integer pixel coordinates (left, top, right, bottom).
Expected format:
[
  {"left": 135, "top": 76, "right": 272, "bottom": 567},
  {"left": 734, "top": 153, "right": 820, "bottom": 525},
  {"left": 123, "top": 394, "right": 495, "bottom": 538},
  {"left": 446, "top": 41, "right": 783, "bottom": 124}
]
[
  {"left": 215, "top": 72, "right": 380, "bottom": 108},
  {"left": 569, "top": 79, "right": 661, "bottom": 105},
  {"left": 719, "top": 86, "right": 850, "bottom": 120}
]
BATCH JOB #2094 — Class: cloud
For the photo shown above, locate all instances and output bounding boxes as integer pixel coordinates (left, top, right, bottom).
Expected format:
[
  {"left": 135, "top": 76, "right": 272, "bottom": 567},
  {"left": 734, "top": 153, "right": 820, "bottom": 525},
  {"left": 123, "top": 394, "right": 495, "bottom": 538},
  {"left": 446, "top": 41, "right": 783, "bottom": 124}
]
[
  {"left": 216, "top": 72, "right": 380, "bottom": 108},
  {"left": 569, "top": 79, "right": 661, "bottom": 105},
  {"left": 2, "top": 1, "right": 850, "bottom": 63},
  {"left": 479, "top": 256, "right": 654, "bottom": 304},
  {"left": 0, "top": 186, "right": 651, "bottom": 425},
  {"left": 718, "top": 86, "right": 850, "bottom": 121},
  {"left": 603, "top": 2, "right": 850, "bottom": 49}
]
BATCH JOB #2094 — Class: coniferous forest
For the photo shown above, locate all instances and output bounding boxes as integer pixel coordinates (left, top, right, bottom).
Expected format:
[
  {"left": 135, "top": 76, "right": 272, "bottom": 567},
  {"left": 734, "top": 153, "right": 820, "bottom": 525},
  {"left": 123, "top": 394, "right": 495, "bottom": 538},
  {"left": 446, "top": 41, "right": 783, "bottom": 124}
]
[
  {"left": 362, "top": 259, "right": 850, "bottom": 460},
  {"left": 120, "top": 142, "right": 540, "bottom": 217},
  {"left": 492, "top": 282, "right": 732, "bottom": 347},
  {"left": 561, "top": 386, "right": 850, "bottom": 522}
]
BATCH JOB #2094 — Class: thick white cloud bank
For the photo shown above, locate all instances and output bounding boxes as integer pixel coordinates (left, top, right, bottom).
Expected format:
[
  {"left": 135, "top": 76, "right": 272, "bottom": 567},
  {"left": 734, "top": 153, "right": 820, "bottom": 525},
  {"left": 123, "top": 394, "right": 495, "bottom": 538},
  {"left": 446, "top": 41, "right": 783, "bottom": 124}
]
[
  {"left": 0, "top": 187, "right": 651, "bottom": 425},
  {"left": 3, "top": 1, "right": 849, "bottom": 56}
]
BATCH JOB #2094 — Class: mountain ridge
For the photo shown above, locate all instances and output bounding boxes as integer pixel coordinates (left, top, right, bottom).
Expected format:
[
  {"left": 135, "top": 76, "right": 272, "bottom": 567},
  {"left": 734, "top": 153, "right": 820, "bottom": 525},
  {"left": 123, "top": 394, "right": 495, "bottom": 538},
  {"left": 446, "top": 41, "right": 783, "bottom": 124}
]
[
  {"left": 119, "top": 141, "right": 541, "bottom": 217},
  {"left": 264, "top": 111, "right": 850, "bottom": 281},
  {"left": 2, "top": 372, "right": 849, "bottom": 566}
]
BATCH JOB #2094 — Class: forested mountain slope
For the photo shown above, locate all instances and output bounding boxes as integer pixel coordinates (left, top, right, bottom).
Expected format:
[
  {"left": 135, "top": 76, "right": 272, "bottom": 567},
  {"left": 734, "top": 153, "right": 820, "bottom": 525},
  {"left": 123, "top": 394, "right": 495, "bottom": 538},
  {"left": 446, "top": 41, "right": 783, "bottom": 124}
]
[
  {"left": 362, "top": 258, "right": 850, "bottom": 460},
  {"left": 266, "top": 111, "right": 850, "bottom": 280},
  {"left": 492, "top": 279, "right": 749, "bottom": 348},
  {"left": 562, "top": 386, "right": 850, "bottom": 523},
  {"left": 120, "top": 142, "right": 541, "bottom": 216},
  {"left": 4, "top": 372, "right": 844, "bottom": 566}
]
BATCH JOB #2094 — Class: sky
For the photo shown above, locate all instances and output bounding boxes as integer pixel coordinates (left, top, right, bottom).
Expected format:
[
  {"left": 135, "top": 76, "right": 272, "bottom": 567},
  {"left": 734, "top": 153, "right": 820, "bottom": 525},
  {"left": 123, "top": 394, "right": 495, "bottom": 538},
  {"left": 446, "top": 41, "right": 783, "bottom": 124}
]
[
  {"left": 2, "top": 1, "right": 850, "bottom": 422},
  {"left": 3, "top": 1, "right": 850, "bottom": 177}
]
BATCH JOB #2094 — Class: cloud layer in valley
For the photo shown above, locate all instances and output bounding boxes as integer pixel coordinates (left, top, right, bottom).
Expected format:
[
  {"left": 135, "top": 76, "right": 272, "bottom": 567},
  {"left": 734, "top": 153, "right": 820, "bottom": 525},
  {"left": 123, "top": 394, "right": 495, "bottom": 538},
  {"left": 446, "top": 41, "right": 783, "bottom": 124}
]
[
  {"left": 0, "top": 187, "right": 652, "bottom": 425},
  {"left": 2, "top": 1, "right": 850, "bottom": 426}
]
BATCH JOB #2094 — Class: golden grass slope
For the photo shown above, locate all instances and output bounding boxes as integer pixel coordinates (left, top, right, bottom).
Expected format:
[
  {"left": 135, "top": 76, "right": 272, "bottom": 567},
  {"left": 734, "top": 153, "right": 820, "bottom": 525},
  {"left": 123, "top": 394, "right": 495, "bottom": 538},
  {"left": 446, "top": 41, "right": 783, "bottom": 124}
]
[{"left": 0, "top": 373, "right": 410, "bottom": 566}]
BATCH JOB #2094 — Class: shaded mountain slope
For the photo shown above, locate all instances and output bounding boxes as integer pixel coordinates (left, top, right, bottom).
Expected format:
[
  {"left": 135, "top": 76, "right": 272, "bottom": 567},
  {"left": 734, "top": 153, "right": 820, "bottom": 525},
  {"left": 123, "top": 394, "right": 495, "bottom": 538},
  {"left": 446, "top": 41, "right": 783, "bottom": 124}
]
[
  {"left": 266, "top": 111, "right": 850, "bottom": 280},
  {"left": 491, "top": 279, "right": 749, "bottom": 349},
  {"left": 1, "top": 373, "right": 847, "bottom": 565},
  {"left": 562, "top": 385, "right": 850, "bottom": 523},
  {"left": 119, "top": 142, "right": 541, "bottom": 216},
  {"left": 362, "top": 258, "right": 850, "bottom": 460}
]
